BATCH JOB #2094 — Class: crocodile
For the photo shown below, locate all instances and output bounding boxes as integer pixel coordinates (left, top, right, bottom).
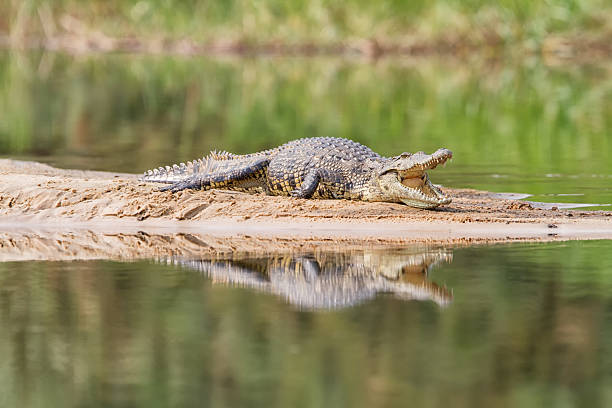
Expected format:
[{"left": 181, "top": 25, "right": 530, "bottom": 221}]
[
  {"left": 142, "top": 137, "right": 452, "bottom": 209},
  {"left": 167, "top": 249, "right": 453, "bottom": 309}
]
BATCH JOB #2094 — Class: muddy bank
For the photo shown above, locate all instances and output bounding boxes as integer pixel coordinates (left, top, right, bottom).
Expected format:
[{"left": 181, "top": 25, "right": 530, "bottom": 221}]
[
  {"left": 0, "top": 159, "right": 611, "bottom": 255},
  {"left": 3, "top": 30, "right": 611, "bottom": 62}
]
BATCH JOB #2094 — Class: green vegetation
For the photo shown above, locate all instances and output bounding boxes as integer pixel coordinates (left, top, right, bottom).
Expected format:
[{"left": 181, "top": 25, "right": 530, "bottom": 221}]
[
  {"left": 3, "top": 0, "right": 611, "bottom": 50},
  {"left": 1, "top": 242, "right": 612, "bottom": 407}
]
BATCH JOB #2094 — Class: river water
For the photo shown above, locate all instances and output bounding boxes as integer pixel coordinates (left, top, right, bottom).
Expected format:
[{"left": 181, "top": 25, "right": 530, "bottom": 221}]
[
  {"left": 0, "top": 51, "right": 611, "bottom": 407},
  {"left": 1, "top": 242, "right": 612, "bottom": 407}
]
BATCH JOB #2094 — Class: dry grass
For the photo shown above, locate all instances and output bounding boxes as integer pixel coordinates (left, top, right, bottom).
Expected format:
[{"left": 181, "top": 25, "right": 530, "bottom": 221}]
[{"left": 1, "top": 0, "right": 611, "bottom": 58}]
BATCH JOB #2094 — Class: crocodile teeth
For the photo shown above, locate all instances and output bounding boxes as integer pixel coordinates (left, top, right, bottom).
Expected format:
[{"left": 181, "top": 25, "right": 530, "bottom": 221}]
[
  {"left": 173, "top": 164, "right": 180, "bottom": 171},
  {"left": 165, "top": 166, "right": 171, "bottom": 172}
]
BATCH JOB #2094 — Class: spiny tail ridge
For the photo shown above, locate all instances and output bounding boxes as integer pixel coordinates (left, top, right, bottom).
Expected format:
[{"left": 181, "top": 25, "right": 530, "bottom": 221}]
[
  {"left": 209, "top": 150, "right": 236, "bottom": 160},
  {"left": 141, "top": 156, "right": 218, "bottom": 184}
]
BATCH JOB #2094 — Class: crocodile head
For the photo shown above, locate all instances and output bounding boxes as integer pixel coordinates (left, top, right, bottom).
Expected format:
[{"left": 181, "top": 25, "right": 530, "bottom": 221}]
[{"left": 373, "top": 148, "right": 452, "bottom": 209}]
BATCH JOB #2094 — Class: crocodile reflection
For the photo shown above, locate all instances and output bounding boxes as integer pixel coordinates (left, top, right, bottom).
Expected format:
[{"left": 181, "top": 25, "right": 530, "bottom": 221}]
[{"left": 168, "top": 249, "right": 453, "bottom": 309}]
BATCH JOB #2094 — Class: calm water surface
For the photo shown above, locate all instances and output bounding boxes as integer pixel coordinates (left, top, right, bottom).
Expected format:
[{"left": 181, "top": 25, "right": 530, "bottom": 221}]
[{"left": 1, "top": 241, "right": 612, "bottom": 407}]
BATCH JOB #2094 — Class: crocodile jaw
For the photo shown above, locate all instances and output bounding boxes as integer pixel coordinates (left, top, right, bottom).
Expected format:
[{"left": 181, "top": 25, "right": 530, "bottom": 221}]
[
  {"left": 397, "top": 173, "right": 451, "bottom": 209},
  {"left": 374, "top": 148, "right": 453, "bottom": 209},
  {"left": 374, "top": 171, "right": 450, "bottom": 209}
]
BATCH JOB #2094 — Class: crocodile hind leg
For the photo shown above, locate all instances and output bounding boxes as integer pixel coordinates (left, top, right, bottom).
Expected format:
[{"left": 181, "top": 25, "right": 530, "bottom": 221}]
[{"left": 160, "top": 158, "right": 269, "bottom": 193}]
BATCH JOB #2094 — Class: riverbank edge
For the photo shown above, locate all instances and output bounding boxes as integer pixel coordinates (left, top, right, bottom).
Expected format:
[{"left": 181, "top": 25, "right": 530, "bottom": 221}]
[{"left": 0, "top": 159, "right": 611, "bottom": 258}]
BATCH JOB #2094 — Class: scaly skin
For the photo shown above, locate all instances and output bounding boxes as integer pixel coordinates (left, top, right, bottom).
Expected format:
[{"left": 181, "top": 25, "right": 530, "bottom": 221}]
[{"left": 141, "top": 137, "right": 453, "bottom": 209}]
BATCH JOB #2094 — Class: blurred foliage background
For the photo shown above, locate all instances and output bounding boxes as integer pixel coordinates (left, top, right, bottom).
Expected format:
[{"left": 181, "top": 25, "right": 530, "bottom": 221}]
[{"left": 2, "top": 0, "right": 611, "bottom": 49}]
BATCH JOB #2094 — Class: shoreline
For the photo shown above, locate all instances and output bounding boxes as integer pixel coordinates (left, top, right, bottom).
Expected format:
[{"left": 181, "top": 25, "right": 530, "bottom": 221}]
[
  {"left": 3, "top": 33, "right": 610, "bottom": 62},
  {"left": 0, "top": 158, "right": 611, "bottom": 259}
]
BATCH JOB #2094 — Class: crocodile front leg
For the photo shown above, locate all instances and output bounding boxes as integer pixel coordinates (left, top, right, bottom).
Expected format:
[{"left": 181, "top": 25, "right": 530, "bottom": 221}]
[
  {"left": 290, "top": 168, "right": 346, "bottom": 199},
  {"left": 290, "top": 168, "right": 324, "bottom": 198}
]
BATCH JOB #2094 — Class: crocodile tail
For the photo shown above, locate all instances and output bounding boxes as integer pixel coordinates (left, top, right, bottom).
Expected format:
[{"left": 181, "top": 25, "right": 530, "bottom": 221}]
[
  {"left": 140, "top": 156, "right": 217, "bottom": 184},
  {"left": 141, "top": 148, "right": 273, "bottom": 184}
]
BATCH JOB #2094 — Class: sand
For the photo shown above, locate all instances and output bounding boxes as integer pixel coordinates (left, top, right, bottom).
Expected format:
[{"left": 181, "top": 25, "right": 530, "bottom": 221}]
[{"left": 0, "top": 158, "right": 611, "bottom": 260}]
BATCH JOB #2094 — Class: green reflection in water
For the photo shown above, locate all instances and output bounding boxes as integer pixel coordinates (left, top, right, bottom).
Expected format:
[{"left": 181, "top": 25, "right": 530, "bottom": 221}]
[
  {"left": 1, "top": 241, "right": 612, "bottom": 407},
  {"left": 0, "top": 51, "right": 611, "bottom": 207}
]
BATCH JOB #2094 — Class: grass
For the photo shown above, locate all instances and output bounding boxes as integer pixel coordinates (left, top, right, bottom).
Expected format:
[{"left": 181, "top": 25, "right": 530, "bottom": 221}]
[{"left": 2, "top": 0, "right": 611, "bottom": 55}]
